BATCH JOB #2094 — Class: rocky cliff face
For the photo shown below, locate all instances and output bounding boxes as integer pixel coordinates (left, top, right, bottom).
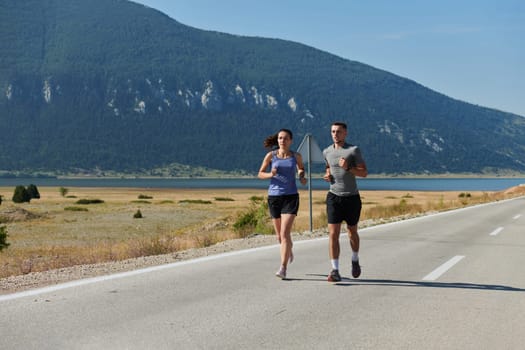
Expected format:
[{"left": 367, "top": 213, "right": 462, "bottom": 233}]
[{"left": 1, "top": 0, "right": 525, "bottom": 175}]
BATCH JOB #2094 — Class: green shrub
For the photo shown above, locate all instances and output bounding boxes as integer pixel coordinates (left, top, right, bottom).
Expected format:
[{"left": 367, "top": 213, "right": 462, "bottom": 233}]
[
  {"left": 0, "top": 194, "right": 3, "bottom": 205},
  {"left": 75, "top": 199, "right": 105, "bottom": 204},
  {"left": 27, "top": 184, "right": 40, "bottom": 199},
  {"left": 233, "top": 197, "right": 272, "bottom": 237},
  {"left": 133, "top": 209, "right": 143, "bottom": 219},
  {"left": 458, "top": 192, "right": 472, "bottom": 205},
  {"left": 131, "top": 200, "right": 151, "bottom": 204},
  {"left": 214, "top": 197, "right": 234, "bottom": 201},
  {"left": 138, "top": 194, "right": 153, "bottom": 199},
  {"left": 64, "top": 206, "right": 89, "bottom": 212},
  {"left": 233, "top": 210, "right": 257, "bottom": 233},
  {"left": 0, "top": 225, "right": 9, "bottom": 251},
  {"left": 12, "top": 185, "right": 31, "bottom": 203}
]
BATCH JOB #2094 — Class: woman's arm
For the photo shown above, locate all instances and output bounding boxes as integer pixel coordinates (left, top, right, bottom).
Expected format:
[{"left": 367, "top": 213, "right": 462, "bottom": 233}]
[
  {"left": 258, "top": 152, "right": 276, "bottom": 180},
  {"left": 295, "top": 153, "right": 307, "bottom": 185}
]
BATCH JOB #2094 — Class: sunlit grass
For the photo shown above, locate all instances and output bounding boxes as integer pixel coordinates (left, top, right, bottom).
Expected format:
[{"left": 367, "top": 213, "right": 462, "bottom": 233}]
[{"left": 0, "top": 186, "right": 522, "bottom": 278}]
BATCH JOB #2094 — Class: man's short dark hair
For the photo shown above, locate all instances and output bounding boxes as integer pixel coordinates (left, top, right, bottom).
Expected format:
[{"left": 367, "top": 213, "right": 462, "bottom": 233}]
[{"left": 331, "top": 122, "right": 347, "bottom": 130}]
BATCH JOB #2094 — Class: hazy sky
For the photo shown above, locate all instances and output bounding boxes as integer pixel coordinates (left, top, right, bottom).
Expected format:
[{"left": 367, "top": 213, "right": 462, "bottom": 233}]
[{"left": 135, "top": 0, "right": 524, "bottom": 117}]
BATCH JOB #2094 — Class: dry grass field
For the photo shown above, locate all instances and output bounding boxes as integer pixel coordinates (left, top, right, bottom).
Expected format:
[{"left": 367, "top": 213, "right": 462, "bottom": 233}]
[{"left": 1, "top": 185, "right": 524, "bottom": 279}]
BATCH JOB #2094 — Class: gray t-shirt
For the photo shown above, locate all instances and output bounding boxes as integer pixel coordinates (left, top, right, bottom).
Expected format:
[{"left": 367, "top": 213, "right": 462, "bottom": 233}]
[{"left": 323, "top": 143, "right": 365, "bottom": 196}]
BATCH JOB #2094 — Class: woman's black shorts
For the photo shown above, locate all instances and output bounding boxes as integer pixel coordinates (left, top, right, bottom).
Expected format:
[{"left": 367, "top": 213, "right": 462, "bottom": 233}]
[
  {"left": 326, "top": 192, "right": 362, "bottom": 225},
  {"left": 267, "top": 194, "right": 300, "bottom": 219}
]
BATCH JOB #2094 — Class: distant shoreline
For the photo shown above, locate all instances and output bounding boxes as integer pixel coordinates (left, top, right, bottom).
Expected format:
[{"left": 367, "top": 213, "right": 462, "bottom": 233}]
[
  {"left": 1, "top": 173, "right": 524, "bottom": 180},
  {"left": 1, "top": 177, "right": 524, "bottom": 192}
]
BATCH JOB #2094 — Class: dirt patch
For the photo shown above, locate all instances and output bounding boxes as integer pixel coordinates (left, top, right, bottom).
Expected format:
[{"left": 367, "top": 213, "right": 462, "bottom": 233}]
[
  {"left": 501, "top": 184, "right": 525, "bottom": 195},
  {"left": 0, "top": 208, "right": 44, "bottom": 222}
]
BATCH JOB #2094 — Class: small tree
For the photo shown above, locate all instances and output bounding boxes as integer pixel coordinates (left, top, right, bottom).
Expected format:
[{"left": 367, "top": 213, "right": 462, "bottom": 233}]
[
  {"left": 12, "top": 185, "right": 31, "bottom": 203},
  {"left": 27, "top": 184, "right": 41, "bottom": 199},
  {"left": 0, "top": 194, "right": 3, "bottom": 206},
  {"left": 0, "top": 225, "right": 9, "bottom": 251},
  {"left": 59, "top": 187, "right": 69, "bottom": 197}
]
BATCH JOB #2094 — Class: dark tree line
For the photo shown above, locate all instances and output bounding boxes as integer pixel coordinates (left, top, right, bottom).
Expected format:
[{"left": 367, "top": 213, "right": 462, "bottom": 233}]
[{"left": 12, "top": 184, "right": 40, "bottom": 203}]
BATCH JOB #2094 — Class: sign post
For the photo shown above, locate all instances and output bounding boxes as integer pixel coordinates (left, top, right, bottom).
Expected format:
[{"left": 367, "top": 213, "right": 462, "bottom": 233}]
[{"left": 296, "top": 133, "right": 325, "bottom": 232}]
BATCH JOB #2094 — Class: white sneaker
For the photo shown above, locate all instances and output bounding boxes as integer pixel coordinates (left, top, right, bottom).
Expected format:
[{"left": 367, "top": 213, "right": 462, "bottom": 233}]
[{"left": 275, "top": 266, "right": 286, "bottom": 279}]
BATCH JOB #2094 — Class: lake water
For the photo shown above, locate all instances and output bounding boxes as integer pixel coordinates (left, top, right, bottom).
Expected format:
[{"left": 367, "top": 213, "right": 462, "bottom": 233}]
[{"left": 1, "top": 177, "right": 524, "bottom": 191}]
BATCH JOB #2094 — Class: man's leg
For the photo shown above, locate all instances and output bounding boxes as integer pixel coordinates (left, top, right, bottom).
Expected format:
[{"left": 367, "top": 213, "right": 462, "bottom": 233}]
[
  {"left": 347, "top": 224, "right": 360, "bottom": 255},
  {"left": 327, "top": 223, "right": 342, "bottom": 281},
  {"left": 348, "top": 224, "right": 361, "bottom": 278},
  {"left": 328, "top": 223, "right": 342, "bottom": 260}
]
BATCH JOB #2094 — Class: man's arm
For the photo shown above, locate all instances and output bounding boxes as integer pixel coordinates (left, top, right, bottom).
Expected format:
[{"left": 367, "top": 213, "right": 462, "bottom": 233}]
[{"left": 349, "top": 162, "right": 368, "bottom": 178}]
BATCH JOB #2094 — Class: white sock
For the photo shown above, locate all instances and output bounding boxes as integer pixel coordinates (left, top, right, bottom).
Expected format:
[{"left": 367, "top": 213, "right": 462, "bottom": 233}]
[
  {"left": 352, "top": 251, "right": 359, "bottom": 262},
  {"left": 331, "top": 259, "right": 339, "bottom": 270}
]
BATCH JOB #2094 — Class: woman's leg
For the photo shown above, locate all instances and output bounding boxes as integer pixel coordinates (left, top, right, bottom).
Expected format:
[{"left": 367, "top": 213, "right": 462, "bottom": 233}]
[
  {"left": 272, "top": 217, "right": 282, "bottom": 243},
  {"left": 279, "top": 214, "right": 296, "bottom": 268}
]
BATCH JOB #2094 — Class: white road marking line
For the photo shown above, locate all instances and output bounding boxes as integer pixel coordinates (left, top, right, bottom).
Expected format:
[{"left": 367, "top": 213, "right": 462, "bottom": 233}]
[
  {"left": 0, "top": 244, "right": 280, "bottom": 302},
  {"left": 513, "top": 214, "right": 522, "bottom": 220},
  {"left": 2, "top": 197, "right": 521, "bottom": 301},
  {"left": 0, "top": 237, "right": 329, "bottom": 302},
  {"left": 489, "top": 227, "right": 504, "bottom": 236},
  {"left": 423, "top": 255, "right": 465, "bottom": 281}
]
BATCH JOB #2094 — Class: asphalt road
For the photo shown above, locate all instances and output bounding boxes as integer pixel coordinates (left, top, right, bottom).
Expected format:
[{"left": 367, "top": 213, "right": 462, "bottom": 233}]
[{"left": 1, "top": 197, "right": 524, "bottom": 349}]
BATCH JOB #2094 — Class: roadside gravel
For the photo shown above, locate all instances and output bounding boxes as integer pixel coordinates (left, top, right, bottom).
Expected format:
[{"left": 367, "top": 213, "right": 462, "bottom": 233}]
[
  {"left": 0, "top": 228, "right": 327, "bottom": 295},
  {"left": 0, "top": 216, "right": 405, "bottom": 295}
]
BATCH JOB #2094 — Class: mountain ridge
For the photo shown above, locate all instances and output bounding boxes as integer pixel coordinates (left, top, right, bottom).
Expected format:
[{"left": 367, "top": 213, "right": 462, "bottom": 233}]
[{"left": 1, "top": 0, "right": 524, "bottom": 175}]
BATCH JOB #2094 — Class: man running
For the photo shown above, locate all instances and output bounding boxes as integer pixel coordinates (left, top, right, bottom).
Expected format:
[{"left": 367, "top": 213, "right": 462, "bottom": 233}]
[{"left": 322, "top": 121, "right": 368, "bottom": 282}]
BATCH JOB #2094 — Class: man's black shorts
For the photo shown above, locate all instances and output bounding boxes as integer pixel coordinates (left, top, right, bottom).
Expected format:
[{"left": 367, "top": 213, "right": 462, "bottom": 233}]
[
  {"left": 267, "top": 194, "right": 300, "bottom": 219},
  {"left": 326, "top": 192, "right": 362, "bottom": 225}
]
